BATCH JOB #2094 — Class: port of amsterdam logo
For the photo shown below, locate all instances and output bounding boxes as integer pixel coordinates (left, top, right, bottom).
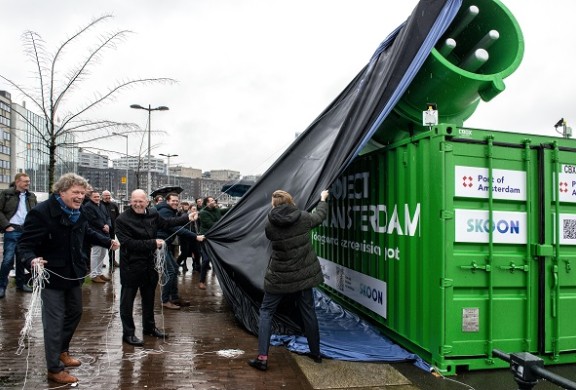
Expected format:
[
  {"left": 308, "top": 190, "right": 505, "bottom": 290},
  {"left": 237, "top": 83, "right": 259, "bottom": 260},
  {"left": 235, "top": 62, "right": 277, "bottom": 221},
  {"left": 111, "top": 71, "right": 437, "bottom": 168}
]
[{"left": 462, "top": 176, "right": 473, "bottom": 188}]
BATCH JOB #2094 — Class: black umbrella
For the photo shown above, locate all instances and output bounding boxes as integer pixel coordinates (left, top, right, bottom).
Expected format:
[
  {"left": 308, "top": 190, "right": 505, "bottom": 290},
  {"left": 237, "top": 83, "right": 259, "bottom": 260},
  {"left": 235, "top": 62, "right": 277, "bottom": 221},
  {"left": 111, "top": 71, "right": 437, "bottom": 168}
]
[
  {"left": 221, "top": 181, "right": 253, "bottom": 197},
  {"left": 150, "top": 185, "right": 184, "bottom": 198}
]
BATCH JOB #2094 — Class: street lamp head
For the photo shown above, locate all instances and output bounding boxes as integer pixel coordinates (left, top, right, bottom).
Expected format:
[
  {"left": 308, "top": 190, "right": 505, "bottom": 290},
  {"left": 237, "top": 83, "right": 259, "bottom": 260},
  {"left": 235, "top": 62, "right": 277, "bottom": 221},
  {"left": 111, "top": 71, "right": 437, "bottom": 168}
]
[{"left": 130, "top": 104, "right": 169, "bottom": 112}]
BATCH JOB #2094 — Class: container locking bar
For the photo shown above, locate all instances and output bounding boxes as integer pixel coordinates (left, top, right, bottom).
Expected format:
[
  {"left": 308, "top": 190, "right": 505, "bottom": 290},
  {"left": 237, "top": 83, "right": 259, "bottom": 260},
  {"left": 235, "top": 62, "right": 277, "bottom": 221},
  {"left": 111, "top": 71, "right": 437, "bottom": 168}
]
[
  {"left": 498, "top": 262, "right": 529, "bottom": 273},
  {"left": 460, "top": 261, "right": 491, "bottom": 272}
]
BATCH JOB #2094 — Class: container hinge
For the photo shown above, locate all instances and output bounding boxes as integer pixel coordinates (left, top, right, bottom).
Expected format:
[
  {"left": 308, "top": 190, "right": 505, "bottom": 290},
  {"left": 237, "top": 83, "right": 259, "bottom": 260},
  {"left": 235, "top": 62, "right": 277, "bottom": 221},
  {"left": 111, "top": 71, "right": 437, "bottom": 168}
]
[
  {"left": 460, "top": 262, "right": 490, "bottom": 272},
  {"left": 498, "top": 262, "right": 529, "bottom": 273},
  {"left": 441, "top": 278, "right": 453, "bottom": 287},
  {"left": 440, "top": 210, "right": 454, "bottom": 220},
  {"left": 440, "top": 345, "right": 453, "bottom": 354}
]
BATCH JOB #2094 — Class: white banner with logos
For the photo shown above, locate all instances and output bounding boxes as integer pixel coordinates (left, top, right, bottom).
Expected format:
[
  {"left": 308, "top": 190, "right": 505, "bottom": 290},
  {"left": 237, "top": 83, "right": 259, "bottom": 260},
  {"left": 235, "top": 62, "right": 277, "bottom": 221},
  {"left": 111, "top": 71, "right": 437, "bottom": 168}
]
[
  {"left": 556, "top": 165, "right": 576, "bottom": 203},
  {"left": 455, "top": 166, "right": 526, "bottom": 201},
  {"left": 455, "top": 209, "right": 527, "bottom": 244},
  {"left": 319, "top": 257, "right": 387, "bottom": 319}
]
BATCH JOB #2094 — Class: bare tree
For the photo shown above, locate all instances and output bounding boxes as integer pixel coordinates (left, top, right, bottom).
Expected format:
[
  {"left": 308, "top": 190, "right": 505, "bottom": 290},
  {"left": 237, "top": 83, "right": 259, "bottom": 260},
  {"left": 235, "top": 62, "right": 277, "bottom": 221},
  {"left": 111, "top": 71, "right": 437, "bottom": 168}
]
[{"left": 0, "top": 14, "right": 174, "bottom": 191}]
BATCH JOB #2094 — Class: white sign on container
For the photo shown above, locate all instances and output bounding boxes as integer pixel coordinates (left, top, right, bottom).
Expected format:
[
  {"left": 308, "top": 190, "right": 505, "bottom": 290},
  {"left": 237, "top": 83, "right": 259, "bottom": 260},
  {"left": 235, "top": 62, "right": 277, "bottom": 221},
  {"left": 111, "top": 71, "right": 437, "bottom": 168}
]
[
  {"left": 455, "top": 166, "right": 526, "bottom": 201},
  {"left": 455, "top": 209, "right": 527, "bottom": 244},
  {"left": 319, "top": 257, "right": 387, "bottom": 319}
]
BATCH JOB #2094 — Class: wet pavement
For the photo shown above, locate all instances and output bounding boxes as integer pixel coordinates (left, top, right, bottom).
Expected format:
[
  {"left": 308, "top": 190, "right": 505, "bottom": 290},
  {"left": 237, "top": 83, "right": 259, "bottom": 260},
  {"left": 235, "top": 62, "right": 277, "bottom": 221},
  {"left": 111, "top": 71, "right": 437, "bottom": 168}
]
[
  {"left": 1, "top": 262, "right": 576, "bottom": 390},
  {"left": 0, "top": 266, "right": 311, "bottom": 390}
]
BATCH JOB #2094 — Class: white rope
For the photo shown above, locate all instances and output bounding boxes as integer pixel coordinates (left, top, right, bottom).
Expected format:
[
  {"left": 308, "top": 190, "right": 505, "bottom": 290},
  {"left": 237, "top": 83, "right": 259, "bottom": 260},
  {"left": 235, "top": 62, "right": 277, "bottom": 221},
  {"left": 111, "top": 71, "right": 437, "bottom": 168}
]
[
  {"left": 154, "top": 242, "right": 167, "bottom": 286},
  {"left": 17, "top": 262, "right": 49, "bottom": 355},
  {"left": 154, "top": 241, "right": 169, "bottom": 331}
]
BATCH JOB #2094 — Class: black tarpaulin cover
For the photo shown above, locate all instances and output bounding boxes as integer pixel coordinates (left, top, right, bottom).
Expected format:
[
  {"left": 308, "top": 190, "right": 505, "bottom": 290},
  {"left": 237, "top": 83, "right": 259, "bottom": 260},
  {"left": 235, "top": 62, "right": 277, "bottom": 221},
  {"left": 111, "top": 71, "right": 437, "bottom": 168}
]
[{"left": 206, "top": 0, "right": 462, "bottom": 339}]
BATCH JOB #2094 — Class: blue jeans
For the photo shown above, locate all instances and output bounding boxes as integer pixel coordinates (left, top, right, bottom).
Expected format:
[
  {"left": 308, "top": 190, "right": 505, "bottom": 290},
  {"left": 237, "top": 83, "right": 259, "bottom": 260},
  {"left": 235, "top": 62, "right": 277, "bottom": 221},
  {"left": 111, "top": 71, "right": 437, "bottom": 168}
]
[
  {"left": 199, "top": 245, "right": 210, "bottom": 283},
  {"left": 161, "top": 248, "right": 179, "bottom": 303},
  {"left": 0, "top": 230, "right": 27, "bottom": 289},
  {"left": 257, "top": 289, "right": 320, "bottom": 357}
]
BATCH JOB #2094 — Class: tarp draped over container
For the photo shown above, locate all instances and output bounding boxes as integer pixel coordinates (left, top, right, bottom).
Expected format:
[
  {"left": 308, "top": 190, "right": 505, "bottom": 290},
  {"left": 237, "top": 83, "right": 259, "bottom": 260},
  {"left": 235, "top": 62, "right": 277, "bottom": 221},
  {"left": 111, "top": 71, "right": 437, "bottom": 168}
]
[
  {"left": 271, "top": 289, "right": 431, "bottom": 370},
  {"left": 205, "top": 0, "right": 462, "bottom": 348}
]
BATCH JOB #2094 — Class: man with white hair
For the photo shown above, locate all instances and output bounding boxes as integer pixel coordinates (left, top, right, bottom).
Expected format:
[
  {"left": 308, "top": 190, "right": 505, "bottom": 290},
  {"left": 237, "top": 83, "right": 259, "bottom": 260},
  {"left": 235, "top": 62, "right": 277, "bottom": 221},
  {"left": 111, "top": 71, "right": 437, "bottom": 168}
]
[
  {"left": 18, "top": 173, "right": 119, "bottom": 384},
  {"left": 115, "top": 189, "right": 199, "bottom": 346}
]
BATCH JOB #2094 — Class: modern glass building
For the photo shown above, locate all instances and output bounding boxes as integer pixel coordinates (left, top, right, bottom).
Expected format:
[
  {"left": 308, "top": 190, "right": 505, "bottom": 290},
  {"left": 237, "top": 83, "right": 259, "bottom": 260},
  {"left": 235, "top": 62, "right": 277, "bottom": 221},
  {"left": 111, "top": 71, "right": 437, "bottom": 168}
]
[{"left": 0, "top": 91, "right": 12, "bottom": 189}]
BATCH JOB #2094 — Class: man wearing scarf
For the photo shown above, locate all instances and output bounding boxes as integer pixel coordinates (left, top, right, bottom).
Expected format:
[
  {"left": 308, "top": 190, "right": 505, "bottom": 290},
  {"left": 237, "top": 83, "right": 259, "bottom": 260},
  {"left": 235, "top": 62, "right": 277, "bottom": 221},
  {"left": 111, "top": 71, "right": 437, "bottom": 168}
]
[{"left": 18, "top": 173, "right": 119, "bottom": 385}]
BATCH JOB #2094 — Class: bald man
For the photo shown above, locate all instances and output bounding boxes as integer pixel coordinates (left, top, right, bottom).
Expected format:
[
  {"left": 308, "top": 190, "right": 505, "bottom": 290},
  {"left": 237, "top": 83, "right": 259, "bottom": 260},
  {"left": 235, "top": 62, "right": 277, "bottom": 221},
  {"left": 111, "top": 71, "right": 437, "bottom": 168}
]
[{"left": 115, "top": 189, "right": 198, "bottom": 346}]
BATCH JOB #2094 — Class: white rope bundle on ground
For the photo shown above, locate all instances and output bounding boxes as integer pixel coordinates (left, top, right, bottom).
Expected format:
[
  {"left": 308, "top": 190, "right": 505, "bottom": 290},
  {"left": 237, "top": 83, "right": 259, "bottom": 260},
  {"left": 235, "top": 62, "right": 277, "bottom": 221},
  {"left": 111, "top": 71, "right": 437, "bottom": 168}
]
[{"left": 17, "top": 262, "right": 49, "bottom": 355}]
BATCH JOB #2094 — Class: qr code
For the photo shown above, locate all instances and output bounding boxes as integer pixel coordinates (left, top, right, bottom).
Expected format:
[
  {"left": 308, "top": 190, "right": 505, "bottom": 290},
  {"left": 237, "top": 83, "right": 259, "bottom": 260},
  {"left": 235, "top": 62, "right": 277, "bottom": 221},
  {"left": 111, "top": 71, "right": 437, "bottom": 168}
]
[
  {"left": 563, "top": 219, "right": 576, "bottom": 240},
  {"left": 336, "top": 266, "right": 345, "bottom": 291}
]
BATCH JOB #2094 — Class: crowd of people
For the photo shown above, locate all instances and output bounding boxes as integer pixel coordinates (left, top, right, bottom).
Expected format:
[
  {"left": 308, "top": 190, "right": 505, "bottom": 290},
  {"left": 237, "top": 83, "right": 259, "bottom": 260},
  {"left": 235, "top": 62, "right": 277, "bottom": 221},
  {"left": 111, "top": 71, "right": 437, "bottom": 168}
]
[
  {"left": 0, "top": 171, "right": 329, "bottom": 384},
  {"left": 0, "top": 172, "right": 231, "bottom": 384}
]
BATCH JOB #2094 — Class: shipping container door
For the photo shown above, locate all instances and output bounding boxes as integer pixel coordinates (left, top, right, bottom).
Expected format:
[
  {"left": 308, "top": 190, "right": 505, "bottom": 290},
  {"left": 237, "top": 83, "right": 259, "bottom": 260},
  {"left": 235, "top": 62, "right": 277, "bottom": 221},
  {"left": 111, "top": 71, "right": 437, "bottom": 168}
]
[
  {"left": 446, "top": 137, "right": 538, "bottom": 364},
  {"left": 539, "top": 144, "right": 576, "bottom": 357}
]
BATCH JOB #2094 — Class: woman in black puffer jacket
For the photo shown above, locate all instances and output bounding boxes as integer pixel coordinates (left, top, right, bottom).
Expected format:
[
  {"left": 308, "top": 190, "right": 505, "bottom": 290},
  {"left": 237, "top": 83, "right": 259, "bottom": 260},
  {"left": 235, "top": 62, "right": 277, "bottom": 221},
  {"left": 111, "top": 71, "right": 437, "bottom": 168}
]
[{"left": 248, "top": 189, "right": 329, "bottom": 371}]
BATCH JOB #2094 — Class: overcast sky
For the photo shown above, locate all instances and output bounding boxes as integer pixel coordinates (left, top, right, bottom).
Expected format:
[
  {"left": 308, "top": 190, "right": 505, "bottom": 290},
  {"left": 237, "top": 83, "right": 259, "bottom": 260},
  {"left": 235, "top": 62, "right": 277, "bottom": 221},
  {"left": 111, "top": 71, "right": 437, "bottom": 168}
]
[{"left": 2, "top": 1, "right": 576, "bottom": 176}]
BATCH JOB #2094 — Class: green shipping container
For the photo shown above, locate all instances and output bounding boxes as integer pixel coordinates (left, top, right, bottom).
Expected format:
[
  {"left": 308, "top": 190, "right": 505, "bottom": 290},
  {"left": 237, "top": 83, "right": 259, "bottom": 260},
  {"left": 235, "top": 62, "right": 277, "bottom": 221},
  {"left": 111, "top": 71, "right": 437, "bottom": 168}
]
[{"left": 314, "top": 126, "right": 576, "bottom": 374}]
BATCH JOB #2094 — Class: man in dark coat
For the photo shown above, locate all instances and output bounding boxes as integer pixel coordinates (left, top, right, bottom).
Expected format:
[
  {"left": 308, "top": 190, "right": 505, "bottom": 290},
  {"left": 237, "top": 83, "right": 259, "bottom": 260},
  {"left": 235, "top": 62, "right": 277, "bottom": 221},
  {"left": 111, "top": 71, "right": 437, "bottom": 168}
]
[
  {"left": 197, "top": 196, "right": 227, "bottom": 289},
  {"left": 248, "top": 189, "right": 329, "bottom": 371},
  {"left": 175, "top": 201, "right": 201, "bottom": 273},
  {"left": 17, "top": 173, "right": 118, "bottom": 384},
  {"left": 101, "top": 190, "right": 120, "bottom": 268},
  {"left": 0, "top": 173, "right": 37, "bottom": 296},
  {"left": 81, "top": 191, "right": 111, "bottom": 283},
  {"left": 115, "top": 189, "right": 196, "bottom": 346}
]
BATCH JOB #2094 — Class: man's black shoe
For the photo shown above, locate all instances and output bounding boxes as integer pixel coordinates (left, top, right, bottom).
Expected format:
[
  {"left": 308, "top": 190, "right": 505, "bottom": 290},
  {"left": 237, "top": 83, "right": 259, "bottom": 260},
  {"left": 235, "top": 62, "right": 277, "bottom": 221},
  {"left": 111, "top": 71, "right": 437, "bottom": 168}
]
[
  {"left": 248, "top": 358, "right": 268, "bottom": 371},
  {"left": 0, "top": 288, "right": 5, "bottom": 298},
  {"left": 306, "top": 353, "right": 322, "bottom": 363},
  {"left": 143, "top": 328, "right": 168, "bottom": 338},
  {"left": 17, "top": 285, "right": 33, "bottom": 293},
  {"left": 122, "top": 335, "right": 144, "bottom": 346},
  {"left": 171, "top": 299, "right": 190, "bottom": 307}
]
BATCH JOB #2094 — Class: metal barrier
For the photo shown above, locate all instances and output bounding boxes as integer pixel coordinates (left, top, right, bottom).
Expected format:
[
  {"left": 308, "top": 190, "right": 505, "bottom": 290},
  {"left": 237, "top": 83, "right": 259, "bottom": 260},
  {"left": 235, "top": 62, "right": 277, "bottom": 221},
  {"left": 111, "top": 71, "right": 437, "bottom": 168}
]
[{"left": 493, "top": 349, "right": 576, "bottom": 390}]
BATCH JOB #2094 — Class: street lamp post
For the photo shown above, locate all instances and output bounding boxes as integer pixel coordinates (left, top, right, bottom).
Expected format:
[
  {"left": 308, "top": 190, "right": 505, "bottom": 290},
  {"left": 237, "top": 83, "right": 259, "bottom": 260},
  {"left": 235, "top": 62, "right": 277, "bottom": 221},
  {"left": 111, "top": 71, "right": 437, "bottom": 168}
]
[
  {"left": 112, "top": 132, "right": 129, "bottom": 201},
  {"left": 159, "top": 153, "right": 178, "bottom": 185},
  {"left": 130, "top": 104, "right": 169, "bottom": 196}
]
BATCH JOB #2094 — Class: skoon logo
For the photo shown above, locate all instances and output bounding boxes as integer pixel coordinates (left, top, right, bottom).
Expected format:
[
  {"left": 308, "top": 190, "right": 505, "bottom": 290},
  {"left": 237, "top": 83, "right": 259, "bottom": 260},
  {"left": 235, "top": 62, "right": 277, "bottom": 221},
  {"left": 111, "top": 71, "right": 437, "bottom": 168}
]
[
  {"left": 359, "top": 284, "right": 384, "bottom": 305},
  {"left": 466, "top": 218, "right": 520, "bottom": 234},
  {"left": 462, "top": 176, "right": 473, "bottom": 188}
]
